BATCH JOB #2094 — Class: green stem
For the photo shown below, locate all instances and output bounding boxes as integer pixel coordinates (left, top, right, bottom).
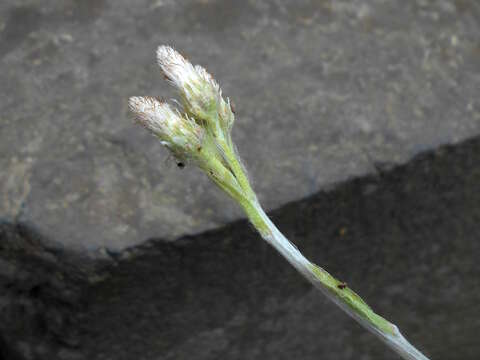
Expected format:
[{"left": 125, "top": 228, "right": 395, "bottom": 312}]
[
  {"left": 238, "top": 198, "right": 429, "bottom": 360},
  {"left": 219, "top": 136, "right": 256, "bottom": 201},
  {"left": 203, "top": 131, "right": 428, "bottom": 359}
]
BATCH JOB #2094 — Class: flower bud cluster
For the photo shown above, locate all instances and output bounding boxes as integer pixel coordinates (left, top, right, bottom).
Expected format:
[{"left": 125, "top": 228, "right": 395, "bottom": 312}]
[{"left": 129, "top": 46, "right": 253, "bottom": 204}]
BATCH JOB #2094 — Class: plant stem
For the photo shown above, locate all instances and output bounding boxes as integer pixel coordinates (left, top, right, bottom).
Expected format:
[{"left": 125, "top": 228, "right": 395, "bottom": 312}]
[
  {"left": 219, "top": 136, "right": 256, "bottom": 201},
  {"left": 240, "top": 199, "right": 429, "bottom": 360}
]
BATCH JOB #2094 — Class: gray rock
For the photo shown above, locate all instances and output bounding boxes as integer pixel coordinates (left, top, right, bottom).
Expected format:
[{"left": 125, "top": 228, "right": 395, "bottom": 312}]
[
  {"left": 1, "top": 0, "right": 480, "bottom": 251},
  {"left": 1, "top": 1, "right": 480, "bottom": 359},
  {"left": 1, "top": 136, "right": 480, "bottom": 359}
]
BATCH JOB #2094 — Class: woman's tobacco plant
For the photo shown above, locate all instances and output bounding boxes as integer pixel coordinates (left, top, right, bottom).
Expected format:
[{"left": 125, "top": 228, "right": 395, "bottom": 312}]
[{"left": 129, "top": 46, "right": 430, "bottom": 360}]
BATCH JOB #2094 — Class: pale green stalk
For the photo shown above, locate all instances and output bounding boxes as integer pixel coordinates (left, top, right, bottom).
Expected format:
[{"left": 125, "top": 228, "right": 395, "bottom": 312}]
[
  {"left": 243, "top": 198, "right": 428, "bottom": 360},
  {"left": 129, "top": 45, "right": 430, "bottom": 360},
  {"left": 221, "top": 143, "right": 429, "bottom": 360}
]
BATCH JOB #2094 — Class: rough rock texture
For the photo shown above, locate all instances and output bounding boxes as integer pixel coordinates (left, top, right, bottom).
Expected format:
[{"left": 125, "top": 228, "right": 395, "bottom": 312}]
[
  {"left": 1, "top": 0, "right": 480, "bottom": 250},
  {"left": 1, "top": 0, "right": 480, "bottom": 359},
  {"left": 1, "top": 137, "right": 480, "bottom": 359}
]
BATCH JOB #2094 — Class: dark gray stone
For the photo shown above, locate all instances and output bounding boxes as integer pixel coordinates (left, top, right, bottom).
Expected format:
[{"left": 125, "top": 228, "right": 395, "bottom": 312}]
[
  {"left": 1, "top": 136, "right": 480, "bottom": 359},
  {"left": 1, "top": 1, "right": 480, "bottom": 359},
  {"left": 1, "top": 0, "right": 480, "bottom": 250}
]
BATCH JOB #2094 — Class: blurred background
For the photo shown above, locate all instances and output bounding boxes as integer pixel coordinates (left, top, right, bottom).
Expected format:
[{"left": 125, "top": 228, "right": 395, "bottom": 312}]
[{"left": 0, "top": 0, "right": 479, "bottom": 359}]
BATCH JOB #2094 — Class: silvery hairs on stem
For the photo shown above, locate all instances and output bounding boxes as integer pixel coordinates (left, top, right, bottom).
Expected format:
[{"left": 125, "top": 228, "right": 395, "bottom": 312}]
[{"left": 128, "top": 46, "right": 430, "bottom": 360}]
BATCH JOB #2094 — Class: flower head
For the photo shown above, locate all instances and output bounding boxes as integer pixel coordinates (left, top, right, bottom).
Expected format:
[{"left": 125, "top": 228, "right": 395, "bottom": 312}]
[
  {"left": 157, "top": 46, "right": 234, "bottom": 133},
  {"left": 129, "top": 96, "right": 204, "bottom": 160},
  {"left": 156, "top": 46, "right": 219, "bottom": 93}
]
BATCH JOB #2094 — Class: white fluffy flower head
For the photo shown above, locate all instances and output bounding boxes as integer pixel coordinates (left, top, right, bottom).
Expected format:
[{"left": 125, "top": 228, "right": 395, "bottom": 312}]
[
  {"left": 157, "top": 46, "right": 233, "bottom": 132},
  {"left": 129, "top": 96, "right": 203, "bottom": 157},
  {"left": 157, "top": 46, "right": 220, "bottom": 94}
]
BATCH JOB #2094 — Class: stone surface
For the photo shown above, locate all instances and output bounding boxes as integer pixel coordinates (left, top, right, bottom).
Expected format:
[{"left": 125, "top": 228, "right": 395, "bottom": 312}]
[
  {"left": 1, "top": 1, "right": 480, "bottom": 359},
  {"left": 1, "top": 0, "right": 480, "bottom": 251},
  {"left": 1, "top": 136, "right": 480, "bottom": 359}
]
